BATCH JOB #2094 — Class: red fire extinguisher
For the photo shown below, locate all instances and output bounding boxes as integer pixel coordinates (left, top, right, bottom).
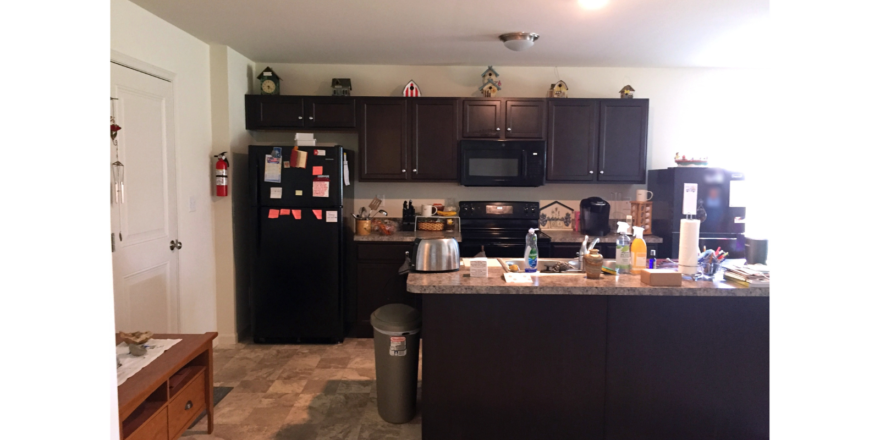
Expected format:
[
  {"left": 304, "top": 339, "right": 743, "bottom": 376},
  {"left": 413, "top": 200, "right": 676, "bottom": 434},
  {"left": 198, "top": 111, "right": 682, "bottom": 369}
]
[{"left": 215, "top": 152, "right": 229, "bottom": 197}]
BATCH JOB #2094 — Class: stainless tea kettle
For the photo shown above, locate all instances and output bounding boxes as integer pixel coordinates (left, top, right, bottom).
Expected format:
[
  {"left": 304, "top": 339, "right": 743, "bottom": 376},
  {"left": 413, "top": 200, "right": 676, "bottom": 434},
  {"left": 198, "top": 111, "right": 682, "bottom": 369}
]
[{"left": 403, "top": 238, "right": 460, "bottom": 273}]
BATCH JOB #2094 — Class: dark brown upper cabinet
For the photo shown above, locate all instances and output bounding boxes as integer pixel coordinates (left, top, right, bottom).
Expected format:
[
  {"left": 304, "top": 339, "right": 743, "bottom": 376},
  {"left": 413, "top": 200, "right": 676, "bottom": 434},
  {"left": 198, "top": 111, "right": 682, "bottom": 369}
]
[
  {"left": 246, "top": 95, "right": 305, "bottom": 129},
  {"left": 245, "top": 95, "right": 356, "bottom": 130},
  {"left": 547, "top": 99, "right": 598, "bottom": 182},
  {"left": 410, "top": 98, "right": 460, "bottom": 181},
  {"left": 358, "top": 98, "right": 409, "bottom": 181},
  {"left": 306, "top": 97, "right": 356, "bottom": 128},
  {"left": 505, "top": 99, "right": 546, "bottom": 139},
  {"left": 461, "top": 99, "right": 503, "bottom": 138},
  {"left": 597, "top": 99, "right": 649, "bottom": 183}
]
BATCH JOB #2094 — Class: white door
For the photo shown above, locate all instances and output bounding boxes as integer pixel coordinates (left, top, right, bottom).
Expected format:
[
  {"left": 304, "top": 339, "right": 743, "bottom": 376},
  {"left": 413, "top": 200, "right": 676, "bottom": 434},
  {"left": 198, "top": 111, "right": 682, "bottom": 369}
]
[{"left": 110, "top": 62, "right": 179, "bottom": 333}]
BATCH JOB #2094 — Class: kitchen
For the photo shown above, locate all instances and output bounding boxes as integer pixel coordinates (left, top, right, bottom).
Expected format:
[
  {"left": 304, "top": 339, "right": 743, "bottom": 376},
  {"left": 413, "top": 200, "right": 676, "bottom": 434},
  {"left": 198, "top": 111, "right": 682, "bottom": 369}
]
[{"left": 111, "top": 2, "right": 770, "bottom": 438}]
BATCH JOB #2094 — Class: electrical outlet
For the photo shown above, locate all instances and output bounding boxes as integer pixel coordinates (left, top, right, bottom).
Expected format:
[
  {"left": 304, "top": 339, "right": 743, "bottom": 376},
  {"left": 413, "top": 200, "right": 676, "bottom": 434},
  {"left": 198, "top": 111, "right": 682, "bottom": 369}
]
[
  {"left": 189, "top": 196, "right": 196, "bottom": 212},
  {"left": 379, "top": 194, "right": 385, "bottom": 207}
]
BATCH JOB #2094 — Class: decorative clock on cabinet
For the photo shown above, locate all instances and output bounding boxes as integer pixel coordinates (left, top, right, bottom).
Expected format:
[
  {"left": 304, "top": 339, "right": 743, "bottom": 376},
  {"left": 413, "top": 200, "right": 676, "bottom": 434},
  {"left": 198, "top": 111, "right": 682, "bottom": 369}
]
[{"left": 258, "top": 67, "right": 281, "bottom": 95}]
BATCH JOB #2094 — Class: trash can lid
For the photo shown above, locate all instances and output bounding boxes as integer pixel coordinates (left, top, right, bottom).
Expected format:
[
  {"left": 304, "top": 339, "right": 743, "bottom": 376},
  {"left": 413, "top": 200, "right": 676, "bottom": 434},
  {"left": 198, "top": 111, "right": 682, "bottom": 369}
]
[{"left": 370, "top": 304, "right": 421, "bottom": 333}]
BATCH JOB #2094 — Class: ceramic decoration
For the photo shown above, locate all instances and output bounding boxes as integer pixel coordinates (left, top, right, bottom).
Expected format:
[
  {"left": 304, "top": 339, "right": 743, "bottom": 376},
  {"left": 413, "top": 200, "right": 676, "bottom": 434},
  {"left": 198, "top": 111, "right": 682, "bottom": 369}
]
[
  {"left": 258, "top": 67, "right": 281, "bottom": 95},
  {"left": 403, "top": 80, "right": 421, "bottom": 97},
  {"left": 619, "top": 84, "right": 635, "bottom": 99},
  {"left": 479, "top": 66, "right": 502, "bottom": 97},
  {"left": 548, "top": 80, "right": 569, "bottom": 98},
  {"left": 539, "top": 201, "right": 575, "bottom": 230},
  {"left": 331, "top": 78, "right": 352, "bottom": 96}
]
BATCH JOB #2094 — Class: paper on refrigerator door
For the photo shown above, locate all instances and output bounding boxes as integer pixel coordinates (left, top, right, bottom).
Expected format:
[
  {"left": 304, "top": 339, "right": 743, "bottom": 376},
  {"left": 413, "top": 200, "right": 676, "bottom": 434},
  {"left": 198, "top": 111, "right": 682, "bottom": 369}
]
[
  {"left": 343, "top": 153, "right": 351, "bottom": 186},
  {"left": 326, "top": 211, "right": 338, "bottom": 223},
  {"left": 313, "top": 177, "right": 330, "bottom": 197},
  {"left": 682, "top": 183, "right": 698, "bottom": 215},
  {"left": 264, "top": 154, "right": 282, "bottom": 183},
  {"left": 270, "top": 187, "right": 282, "bottom": 199}
]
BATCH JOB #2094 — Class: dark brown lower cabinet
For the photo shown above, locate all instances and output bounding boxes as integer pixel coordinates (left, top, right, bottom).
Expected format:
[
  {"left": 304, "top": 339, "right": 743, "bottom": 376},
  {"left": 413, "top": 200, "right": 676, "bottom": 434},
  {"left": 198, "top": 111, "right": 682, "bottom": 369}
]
[
  {"left": 419, "top": 294, "right": 769, "bottom": 440},
  {"left": 354, "top": 243, "right": 417, "bottom": 337}
]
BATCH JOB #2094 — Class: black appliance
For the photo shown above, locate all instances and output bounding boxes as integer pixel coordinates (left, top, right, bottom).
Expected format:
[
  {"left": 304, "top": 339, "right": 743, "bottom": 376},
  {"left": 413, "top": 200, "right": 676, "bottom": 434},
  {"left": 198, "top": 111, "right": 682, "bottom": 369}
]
[
  {"left": 460, "top": 140, "right": 545, "bottom": 187},
  {"left": 248, "top": 145, "right": 354, "bottom": 343},
  {"left": 648, "top": 167, "right": 746, "bottom": 259},
  {"left": 579, "top": 197, "right": 611, "bottom": 237},
  {"left": 458, "top": 201, "right": 551, "bottom": 258}
]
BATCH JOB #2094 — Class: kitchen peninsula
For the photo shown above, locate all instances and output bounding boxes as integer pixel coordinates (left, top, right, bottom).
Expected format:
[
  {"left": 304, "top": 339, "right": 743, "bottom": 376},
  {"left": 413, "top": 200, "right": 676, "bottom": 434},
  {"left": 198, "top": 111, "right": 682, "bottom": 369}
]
[{"left": 410, "top": 259, "right": 769, "bottom": 440}]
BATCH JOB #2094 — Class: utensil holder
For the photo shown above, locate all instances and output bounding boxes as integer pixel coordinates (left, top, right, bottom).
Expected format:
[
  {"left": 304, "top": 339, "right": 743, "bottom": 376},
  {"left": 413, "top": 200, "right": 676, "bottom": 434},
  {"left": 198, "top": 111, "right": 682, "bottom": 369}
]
[
  {"left": 699, "top": 260, "right": 719, "bottom": 278},
  {"left": 356, "top": 219, "right": 371, "bottom": 236}
]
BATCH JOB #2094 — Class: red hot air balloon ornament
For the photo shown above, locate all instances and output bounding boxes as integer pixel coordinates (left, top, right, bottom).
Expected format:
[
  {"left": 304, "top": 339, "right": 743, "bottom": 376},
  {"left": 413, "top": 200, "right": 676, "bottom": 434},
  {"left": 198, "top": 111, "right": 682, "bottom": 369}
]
[{"left": 402, "top": 80, "right": 421, "bottom": 97}]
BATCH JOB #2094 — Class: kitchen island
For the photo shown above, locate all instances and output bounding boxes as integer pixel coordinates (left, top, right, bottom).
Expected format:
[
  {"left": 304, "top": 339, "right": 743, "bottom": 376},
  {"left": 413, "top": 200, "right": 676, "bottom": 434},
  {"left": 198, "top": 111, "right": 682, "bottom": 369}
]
[{"left": 409, "top": 259, "right": 769, "bottom": 440}]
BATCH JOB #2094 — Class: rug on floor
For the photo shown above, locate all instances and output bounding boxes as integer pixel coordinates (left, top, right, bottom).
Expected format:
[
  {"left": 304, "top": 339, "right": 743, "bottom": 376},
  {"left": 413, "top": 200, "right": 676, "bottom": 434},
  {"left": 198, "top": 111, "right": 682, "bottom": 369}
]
[{"left": 189, "top": 386, "right": 233, "bottom": 428}]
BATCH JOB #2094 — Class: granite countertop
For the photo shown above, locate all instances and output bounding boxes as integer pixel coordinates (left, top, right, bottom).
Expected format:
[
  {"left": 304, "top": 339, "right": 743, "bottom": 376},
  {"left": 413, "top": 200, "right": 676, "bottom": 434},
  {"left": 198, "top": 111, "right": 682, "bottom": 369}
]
[
  {"left": 543, "top": 230, "right": 663, "bottom": 243},
  {"left": 407, "top": 258, "right": 768, "bottom": 297},
  {"left": 354, "top": 231, "right": 462, "bottom": 242}
]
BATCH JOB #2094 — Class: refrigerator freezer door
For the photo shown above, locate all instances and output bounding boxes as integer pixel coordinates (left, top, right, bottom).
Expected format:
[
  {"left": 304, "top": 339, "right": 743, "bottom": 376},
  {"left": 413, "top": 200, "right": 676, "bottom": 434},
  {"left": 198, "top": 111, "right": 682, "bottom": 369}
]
[
  {"left": 251, "top": 145, "right": 343, "bottom": 208},
  {"left": 253, "top": 207, "right": 343, "bottom": 342}
]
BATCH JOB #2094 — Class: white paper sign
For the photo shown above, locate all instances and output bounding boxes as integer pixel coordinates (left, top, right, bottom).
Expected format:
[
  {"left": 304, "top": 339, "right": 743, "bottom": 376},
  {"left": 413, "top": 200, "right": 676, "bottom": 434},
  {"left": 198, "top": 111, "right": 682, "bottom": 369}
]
[
  {"left": 503, "top": 273, "right": 534, "bottom": 283},
  {"left": 270, "top": 187, "right": 282, "bottom": 199},
  {"left": 326, "top": 211, "right": 338, "bottom": 223},
  {"left": 315, "top": 149, "right": 326, "bottom": 156}
]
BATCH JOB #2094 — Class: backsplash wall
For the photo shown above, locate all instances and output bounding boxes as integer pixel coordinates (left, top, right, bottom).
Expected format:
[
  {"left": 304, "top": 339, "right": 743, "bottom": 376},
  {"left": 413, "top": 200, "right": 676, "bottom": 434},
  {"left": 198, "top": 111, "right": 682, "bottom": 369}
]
[{"left": 250, "top": 132, "right": 642, "bottom": 218}]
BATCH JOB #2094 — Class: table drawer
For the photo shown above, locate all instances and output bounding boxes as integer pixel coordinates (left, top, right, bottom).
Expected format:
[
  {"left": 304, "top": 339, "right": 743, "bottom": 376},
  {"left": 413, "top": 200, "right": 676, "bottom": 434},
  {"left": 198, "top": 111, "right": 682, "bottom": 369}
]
[
  {"left": 127, "top": 406, "right": 168, "bottom": 440},
  {"left": 167, "top": 370, "right": 206, "bottom": 436}
]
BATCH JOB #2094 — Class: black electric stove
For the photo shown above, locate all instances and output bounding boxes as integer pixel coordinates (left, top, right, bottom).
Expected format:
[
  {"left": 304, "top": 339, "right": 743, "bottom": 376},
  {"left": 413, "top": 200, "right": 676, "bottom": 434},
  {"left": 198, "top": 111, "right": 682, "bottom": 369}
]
[{"left": 458, "top": 201, "right": 551, "bottom": 258}]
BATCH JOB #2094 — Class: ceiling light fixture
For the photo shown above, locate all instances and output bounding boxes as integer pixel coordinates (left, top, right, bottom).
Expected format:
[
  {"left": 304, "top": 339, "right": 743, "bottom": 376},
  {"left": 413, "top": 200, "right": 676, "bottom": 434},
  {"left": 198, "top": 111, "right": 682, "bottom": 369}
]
[
  {"left": 578, "top": 0, "right": 609, "bottom": 10},
  {"left": 499, "top": 32, "right": 540, "bottom": 51}
]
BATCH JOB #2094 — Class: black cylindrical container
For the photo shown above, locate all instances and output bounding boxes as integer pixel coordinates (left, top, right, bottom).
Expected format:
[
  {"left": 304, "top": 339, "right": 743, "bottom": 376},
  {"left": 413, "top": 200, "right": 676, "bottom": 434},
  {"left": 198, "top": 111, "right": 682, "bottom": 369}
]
[{"left": 745, "top": 237, "right": 769, "bottom": 265}]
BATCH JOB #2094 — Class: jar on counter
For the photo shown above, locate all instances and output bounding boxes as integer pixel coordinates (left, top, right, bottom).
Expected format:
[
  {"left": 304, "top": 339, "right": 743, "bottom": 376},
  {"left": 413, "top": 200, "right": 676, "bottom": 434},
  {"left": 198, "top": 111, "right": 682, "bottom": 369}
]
[{"left": 584, "top": 248, "right": 604, "bottom": 280}]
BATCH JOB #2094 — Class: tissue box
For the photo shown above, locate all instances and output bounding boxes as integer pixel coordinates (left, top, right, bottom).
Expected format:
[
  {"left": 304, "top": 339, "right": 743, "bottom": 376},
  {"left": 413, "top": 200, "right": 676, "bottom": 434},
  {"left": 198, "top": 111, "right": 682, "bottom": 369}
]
[
  {"left": 470, "top": 258, "right": 488, "bottom": 278},
  {"left": 640, "top": 269, "right": 682, "bottom": 286}
]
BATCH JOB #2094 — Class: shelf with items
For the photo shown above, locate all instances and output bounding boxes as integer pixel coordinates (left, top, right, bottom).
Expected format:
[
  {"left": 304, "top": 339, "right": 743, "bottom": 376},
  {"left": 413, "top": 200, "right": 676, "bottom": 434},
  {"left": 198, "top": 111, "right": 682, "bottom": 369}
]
[{"left": 414, "top": 215, "right": 460, "bottom": 235}]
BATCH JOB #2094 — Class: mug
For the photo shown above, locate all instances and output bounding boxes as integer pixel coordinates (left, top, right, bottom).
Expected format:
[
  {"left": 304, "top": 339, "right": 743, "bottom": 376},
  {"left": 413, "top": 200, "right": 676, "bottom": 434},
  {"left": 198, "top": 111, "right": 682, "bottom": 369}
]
[
  {"left": 636, "top": 189, "right": 654, "bottom": 201},
  {"left": 421, "top": 205, "right": 438, "bottom": 217}
]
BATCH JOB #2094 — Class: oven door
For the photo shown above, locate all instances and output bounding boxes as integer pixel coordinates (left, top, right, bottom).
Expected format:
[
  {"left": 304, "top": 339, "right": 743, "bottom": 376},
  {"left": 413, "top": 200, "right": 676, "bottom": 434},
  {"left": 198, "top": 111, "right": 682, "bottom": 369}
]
[{"left": 460, "top": 141, "right": 543, "bottom": 187}]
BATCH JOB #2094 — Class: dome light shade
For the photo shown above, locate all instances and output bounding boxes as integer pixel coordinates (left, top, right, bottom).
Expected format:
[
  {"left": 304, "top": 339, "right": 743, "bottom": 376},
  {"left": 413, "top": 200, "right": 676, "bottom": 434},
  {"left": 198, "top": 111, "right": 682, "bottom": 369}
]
[{"left": 499, "top": 32, "right": 540, "bottom": 51}]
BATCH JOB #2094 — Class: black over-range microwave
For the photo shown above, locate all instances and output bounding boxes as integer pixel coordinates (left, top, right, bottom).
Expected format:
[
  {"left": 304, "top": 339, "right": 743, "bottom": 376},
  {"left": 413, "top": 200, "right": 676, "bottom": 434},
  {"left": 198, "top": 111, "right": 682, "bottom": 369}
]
[{"left": 460, "top": 140, "right": 545, "bottom": 187}]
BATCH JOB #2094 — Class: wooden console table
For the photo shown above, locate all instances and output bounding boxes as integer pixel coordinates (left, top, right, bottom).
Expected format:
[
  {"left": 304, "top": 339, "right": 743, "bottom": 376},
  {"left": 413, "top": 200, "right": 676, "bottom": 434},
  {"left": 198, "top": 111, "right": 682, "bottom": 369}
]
[{"left": 117, "top": 333, "right": 217, "bottom": 440}]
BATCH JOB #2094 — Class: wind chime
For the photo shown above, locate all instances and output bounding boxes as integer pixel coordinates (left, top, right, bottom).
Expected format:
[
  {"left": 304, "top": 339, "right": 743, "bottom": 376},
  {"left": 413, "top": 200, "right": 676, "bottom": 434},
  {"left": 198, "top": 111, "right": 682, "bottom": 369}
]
[{"left": 111, "top": 97, "right": 124, "bottom": 241}]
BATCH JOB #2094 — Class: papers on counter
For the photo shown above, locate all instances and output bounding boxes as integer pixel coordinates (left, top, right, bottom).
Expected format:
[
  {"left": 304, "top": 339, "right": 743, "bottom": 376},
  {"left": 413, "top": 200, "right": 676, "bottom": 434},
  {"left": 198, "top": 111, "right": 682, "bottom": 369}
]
[{"left": 503, "top": 273, "right": 534, "bottom": 283}]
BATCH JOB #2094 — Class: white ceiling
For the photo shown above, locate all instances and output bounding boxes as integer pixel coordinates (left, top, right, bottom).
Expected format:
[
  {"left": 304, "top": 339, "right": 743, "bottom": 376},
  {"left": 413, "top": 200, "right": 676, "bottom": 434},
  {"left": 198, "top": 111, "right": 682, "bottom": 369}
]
[{"left": 127, "top": 0, "right": 769, "bottom": 68}]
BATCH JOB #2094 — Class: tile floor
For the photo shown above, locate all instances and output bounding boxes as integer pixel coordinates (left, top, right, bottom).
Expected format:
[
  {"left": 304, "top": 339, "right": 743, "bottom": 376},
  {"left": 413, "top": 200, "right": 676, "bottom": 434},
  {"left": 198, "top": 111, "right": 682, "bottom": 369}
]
[{"left": 183, "top": 339, "right": 421, "bottom": 440}]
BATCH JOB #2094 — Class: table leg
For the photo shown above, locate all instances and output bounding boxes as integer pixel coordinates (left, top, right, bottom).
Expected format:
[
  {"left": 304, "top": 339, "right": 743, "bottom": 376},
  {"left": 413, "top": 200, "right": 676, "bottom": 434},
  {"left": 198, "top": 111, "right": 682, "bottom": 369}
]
[{"left": 206, "top": 346, "right": 214, "bottom": 434}]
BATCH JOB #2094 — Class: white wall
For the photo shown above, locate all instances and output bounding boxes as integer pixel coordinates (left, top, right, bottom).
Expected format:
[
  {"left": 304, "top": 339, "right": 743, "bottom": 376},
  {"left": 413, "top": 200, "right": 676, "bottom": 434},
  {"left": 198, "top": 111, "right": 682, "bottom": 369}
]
[
  {"left": 249, "top": 64, "right": 764, "bottom": 223},
  {"left": 211, "top": 45, "right": 255, "bottom": 344},
  {"left": 111, "top": 0, "right": 217, "bottom": 334},
  {"left": 107, "top": 222, "right": 119, "bottom": 440}
]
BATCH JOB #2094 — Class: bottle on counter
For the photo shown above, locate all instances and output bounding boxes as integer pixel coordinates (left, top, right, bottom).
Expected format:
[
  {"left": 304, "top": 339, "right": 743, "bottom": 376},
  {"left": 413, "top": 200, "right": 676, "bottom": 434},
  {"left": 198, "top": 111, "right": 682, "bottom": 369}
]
[
  {"left": 625, "top": 214, "right": 633, "bottom": 235},
  {"left": 631, "top": 226, "right": 647, "bottom": 274},
  {"left": 648, "top": 249, "right": 657, "bottom": 269},
  {"left": 584, "top": 248, "right": 604, "bottom": 279},
  {"left": 615, "top": 221, "right": 632, "bottom": 274},
  {"left": 524, "top": 228, "right": 539, "bottom": 273}
]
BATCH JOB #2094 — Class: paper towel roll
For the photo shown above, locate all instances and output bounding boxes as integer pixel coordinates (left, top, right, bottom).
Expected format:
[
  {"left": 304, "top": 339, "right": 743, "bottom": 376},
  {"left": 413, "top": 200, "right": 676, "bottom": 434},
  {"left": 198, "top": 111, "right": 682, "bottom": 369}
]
[{"left": 678, "top": 219, "right": 701, "bottom": 275}]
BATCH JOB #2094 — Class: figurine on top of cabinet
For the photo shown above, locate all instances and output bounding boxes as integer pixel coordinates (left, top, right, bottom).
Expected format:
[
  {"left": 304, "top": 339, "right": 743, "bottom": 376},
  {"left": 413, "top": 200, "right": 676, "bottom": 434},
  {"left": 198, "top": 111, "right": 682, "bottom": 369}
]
[
  {"left": 331, "top": 78, "right": 352, "bottom": 96},
  {"left": 479, "top": 66, "right": 502, "bottom": 97},
  {"left": 619, "top": 85, "right": 635, "bottom": 99},
  {"left": 548, "top": 80, "right": 569, "bottom": 98},
  {"left": 403, "top": 80, "right": 421, "bottom": 97}
]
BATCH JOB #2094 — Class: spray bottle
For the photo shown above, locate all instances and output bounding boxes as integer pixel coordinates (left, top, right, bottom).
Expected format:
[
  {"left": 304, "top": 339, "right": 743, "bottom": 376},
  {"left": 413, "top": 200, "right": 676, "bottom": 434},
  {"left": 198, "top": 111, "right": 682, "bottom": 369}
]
[
  {"left": 615, "top": 222, "right": 632, "bottom": 274},
  {"left": 631, "top": 226, "right": 647, "bottom": 274},
  {"left": 524, "top": 228, "right": 539, "bottom": 273}
]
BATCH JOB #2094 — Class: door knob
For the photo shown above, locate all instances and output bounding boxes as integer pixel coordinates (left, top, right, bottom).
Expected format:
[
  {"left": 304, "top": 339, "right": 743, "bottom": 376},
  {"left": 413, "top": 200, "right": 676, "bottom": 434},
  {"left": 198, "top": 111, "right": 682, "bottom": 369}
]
[{"left": 170, "top": 240, "right": 183, "bottom": 251}]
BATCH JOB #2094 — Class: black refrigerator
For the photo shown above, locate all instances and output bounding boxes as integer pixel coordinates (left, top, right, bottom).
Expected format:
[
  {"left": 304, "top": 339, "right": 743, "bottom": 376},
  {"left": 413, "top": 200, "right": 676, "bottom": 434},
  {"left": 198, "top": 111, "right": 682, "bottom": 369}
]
[
  {"left": 648, "top": 167, "right": 746, "bottom": 259},
  {"left": 248, "top": 145, "right": 354, "bottom": 343}
]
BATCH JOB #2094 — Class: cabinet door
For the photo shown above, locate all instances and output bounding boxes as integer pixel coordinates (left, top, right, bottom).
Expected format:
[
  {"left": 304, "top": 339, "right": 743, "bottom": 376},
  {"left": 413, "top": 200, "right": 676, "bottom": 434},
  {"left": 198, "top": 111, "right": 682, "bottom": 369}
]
[
  {"left": 306, "top": 97, "right": 356, "bottom": 128},
  {"left": 462, "top": 99, "right": 503, "bottom": 138},
  {"left": 505, "top": 99, "right": 546, "bottom": 139},
  {"left": 547, "top": 99, "right": 598, "bottom": 181},
  {"left": 245, "top": 95, "right": 305, "bottom": 129},
  {"left": 597, "top": 99, "right": 649, "bottom": 183},
  {"left": 358, "top": 98, "right": 409, "bottom": 181},
  {"left": 411, "top": 98, "right": 460, "bottom": 181},
  {"left": 355, "top": 244, "right": 415, "bottom": 337}
]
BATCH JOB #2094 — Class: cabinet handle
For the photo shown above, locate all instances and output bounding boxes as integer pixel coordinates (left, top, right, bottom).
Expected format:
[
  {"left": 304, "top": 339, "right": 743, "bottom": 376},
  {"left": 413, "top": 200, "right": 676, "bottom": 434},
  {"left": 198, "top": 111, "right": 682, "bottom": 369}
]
[
  {"left": 185, "top": 401, "right": 193, "bottom": 410},
  {"left": 402, "top": 169, "right": 406, "bottom": 173},
  {"left": 298, "top": 116, "right": 303, "bottom": 120},
  {"left": 309, "top": 116, "right": 314, "bottom": 120},
  {"left": 589, "top": 171, "right": 594, "bottom": 174},
  {"left": 507, "top": 127, "right": 512, "bottom": 131},
  {"left": 496, "top": 128, "right": 500, "bottom": 131},
  {"left": 600, "top": 171, "right": 604, "bottom": 174},
  {"left": 413, "top": 169, "right": 418, "bottom": 173}
]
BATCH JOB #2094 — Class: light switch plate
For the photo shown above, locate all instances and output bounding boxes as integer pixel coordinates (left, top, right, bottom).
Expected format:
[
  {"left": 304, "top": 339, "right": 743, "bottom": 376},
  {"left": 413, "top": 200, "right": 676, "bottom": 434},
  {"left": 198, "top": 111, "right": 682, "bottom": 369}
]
[{"left": 189, "top": 196, "right": 196, "bottom": 212}]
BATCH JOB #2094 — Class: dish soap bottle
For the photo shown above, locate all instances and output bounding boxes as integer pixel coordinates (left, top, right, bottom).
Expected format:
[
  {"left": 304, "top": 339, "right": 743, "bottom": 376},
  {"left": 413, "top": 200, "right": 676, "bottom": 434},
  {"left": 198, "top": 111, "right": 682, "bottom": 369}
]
[
  {"left": 615, "top": 222, "right": 632, "bottom": 274},
  {"left": 524, "top": 228, "right": 539, "bottom": 273},
  {"left": 631, "top": 226, "right": 647, "bottom": 274}
]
